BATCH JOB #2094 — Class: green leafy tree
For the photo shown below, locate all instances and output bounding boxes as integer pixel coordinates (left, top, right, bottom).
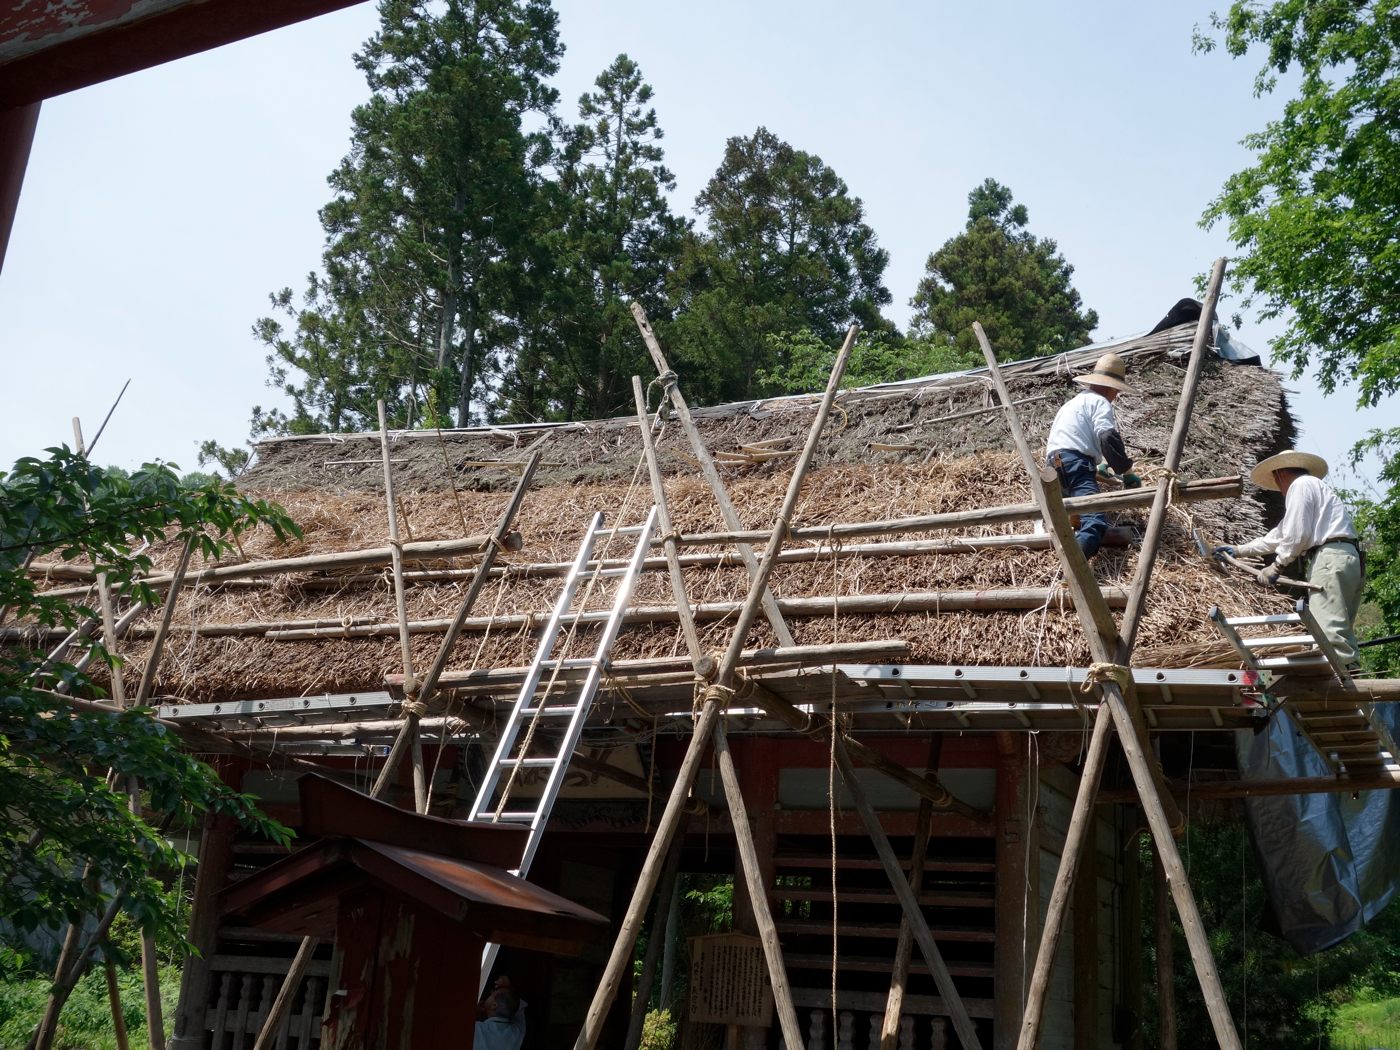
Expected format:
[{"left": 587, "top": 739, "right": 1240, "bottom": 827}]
[
  {"left": 0, "top": 448, "right": 297, "bottom": 1023},
  {"left": 1197, "top": 0, "right": 1400, "bottom": 407},
  {"left": 254, "top": 0, "right": 562, "bottom": 434},
  {"left": 502, "top": 54, "right": 685, "bottom": 422},
  {"left": 910, "top": 178, "right": 1099, "bottom": 361},
  {"left": 1197, "top": 1, "right": 1400, "bottom": 672},
  {"left": 668, "top": 127, "right": 892, "bottom": 403},
  {"left": 756, "top": 328, "right": 981, "bottom": 396}
]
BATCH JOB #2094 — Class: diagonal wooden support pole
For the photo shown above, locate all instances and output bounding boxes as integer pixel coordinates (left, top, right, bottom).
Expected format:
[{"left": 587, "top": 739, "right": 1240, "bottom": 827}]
[
  {"left": 832, "top": 735, "right": 982, "bottom": 1050},
  {"left": 632, "top": 301, "right": 797, "bottom": 649},
  {"left": 1011, "top": 262, "right": 1228, "bottom": 1050},
  {"left": 577, "top": 325, "right": 860, "bottom": 1050},
  {"left": 879, "top": 793, "right": 934, "bottom": 1050},
  {"left": 973, "top": 311, "right": 1240, "bottom": 1050}
]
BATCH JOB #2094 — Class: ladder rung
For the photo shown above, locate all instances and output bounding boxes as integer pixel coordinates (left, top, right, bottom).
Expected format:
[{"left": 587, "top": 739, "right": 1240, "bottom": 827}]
[
  {"left": 1258, "top": 654, "right": 1330, "bottom": 669},
  {"left": 549, "top": 657, "right": 600, "bottom": 670},
  {"left": 520, "top": 705, "right": 579, "bottom": 718},
  {"left": 494, "top": 811, "right": 540, "bottom": 823},
  {"left": 1226, "top": 613, "right": 1303, "bottom": 627},
  {"left": 498, "top": 757, "right": 556, "bottom": 769},
  {"left": 1240, "top": 635, "right": 1316, "bottom": 649},
  {"left": 593, "top": 566, "right": 634, "bottom": 579}
]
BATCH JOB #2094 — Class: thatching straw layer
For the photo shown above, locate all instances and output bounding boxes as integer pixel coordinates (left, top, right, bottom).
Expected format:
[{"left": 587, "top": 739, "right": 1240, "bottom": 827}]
[{"left": 29, "top": 335, "right": 1303, "bottom": 703}]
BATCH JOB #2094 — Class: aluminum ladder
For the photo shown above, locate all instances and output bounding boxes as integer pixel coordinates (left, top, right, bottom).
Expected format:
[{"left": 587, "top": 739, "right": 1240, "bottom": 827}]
[
  {"left": 1210, "top": 599, "right": 1397, "bottom": 776},
  {"left": 471, "top": 505, "right": 659, "bottom": 986}
]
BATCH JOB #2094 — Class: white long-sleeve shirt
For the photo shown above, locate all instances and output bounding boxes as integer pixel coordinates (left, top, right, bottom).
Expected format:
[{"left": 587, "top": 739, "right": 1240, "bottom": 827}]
[
  {"left": 1235, "top": 475, "right": 1356, "bottom": 566},
  {"left": 1045, "top": 390, "right": 1130, "bottom": 471}
]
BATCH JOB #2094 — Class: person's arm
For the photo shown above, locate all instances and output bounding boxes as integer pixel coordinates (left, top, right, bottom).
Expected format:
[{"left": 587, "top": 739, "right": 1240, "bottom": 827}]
[
  {"left": 1090, "top": 398, "right": 1134, "bottom": 474},
  {"left": 1268, "top": 479, "right": 1319, "bottom": 566}
]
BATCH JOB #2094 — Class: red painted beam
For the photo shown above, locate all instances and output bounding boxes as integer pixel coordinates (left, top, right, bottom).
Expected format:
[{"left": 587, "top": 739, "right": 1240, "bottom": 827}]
[{"left": 0, "top": 0, "right": 369, "bottom": 107}]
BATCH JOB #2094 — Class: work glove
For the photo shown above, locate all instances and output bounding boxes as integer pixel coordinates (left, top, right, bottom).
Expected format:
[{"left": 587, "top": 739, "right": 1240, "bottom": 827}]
[
  {"left": 1214, "top": 545, "right": 1235, "bottom": 558},
  {"left": 1257, "top": 565, "right": 1281, "bottom": 587},
  {"left": 1096, "top": 463, "right": 1113, "bottom": 480},
  {"left": 1122, "top": 472, "right": 1142, "bottom": 489}
]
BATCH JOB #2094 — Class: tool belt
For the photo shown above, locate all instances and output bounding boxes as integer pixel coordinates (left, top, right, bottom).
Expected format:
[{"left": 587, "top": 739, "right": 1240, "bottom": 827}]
[{"left": 1304, "top": 536, "right": 1364, "bottom": 574}]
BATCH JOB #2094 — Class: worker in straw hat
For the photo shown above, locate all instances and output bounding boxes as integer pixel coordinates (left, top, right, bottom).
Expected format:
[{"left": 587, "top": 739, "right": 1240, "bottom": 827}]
[
  {"left": 1215, "top": 450, "right": 1365, "bottom": 670},
  {"left": 1044, "top": 351, "right": 1142, "bottom": 557}
]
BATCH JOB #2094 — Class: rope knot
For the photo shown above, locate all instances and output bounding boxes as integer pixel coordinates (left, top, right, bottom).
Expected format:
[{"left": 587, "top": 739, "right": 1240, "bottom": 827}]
[
  {"left": 401, "top": 699, "right": 428, "bottom": 717},
  {"left": 700, "top": 683, "right": 736, "bottom": 710},
  {"left": 1081, "top": 662, "right": 1132, "bottom": 694}
]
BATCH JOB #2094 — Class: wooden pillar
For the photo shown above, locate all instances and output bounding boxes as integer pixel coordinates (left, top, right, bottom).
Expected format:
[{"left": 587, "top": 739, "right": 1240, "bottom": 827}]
[
  {"left": 730, "top": 739, "right": 779, "bottom": 1050},
  {"left": 1120, "top": 825, "right": 1144, "bottom": 1050},
  {"left": 993, "top": 734, "right": 1031, "bottom": 1050},
  {"left": 1072, "top": 821, "right": 1098, "bottom": 1049},
  {"left": 0, "top": 101, "right": 39, "bottom": 277},
  {"left": 169, "top": 813, "right": 236, "bottom": 1048},
  {"left": 1153, "top": 847, "right": 1176, "bottom": 1050}
]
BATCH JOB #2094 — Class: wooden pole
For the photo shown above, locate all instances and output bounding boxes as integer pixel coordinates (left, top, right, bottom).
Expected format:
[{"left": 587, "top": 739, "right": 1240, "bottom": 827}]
[
  {"left": 831, "top": 735, "right": 983, "bottom": 1050},
  {"left": 251, "top": 936, "right": 316, "bottom": 1050},
  {"left": 105, "top": 961, "right": 132, "bottom": 1050},
  {"left": 633, "top": 375, "right": 706, "bottom": 673},
  {"left": 1009, "top": 262, "right": 1230, "bottom": 1050},
  {"left": 970, "top": 367, "right": 1240, "bottom": 1048},
  {"left": 712, "top": 722, "right": 805, "bottom": 1049},
  {"left": 622, "top": 837, "right": 684, "bottom": 1050},
  {"left": 631, "top": 300, "right": 797, "bottom": 648},
  {"left": 878, "top": 795, "right": 934, "bottom": 1050},
  {"left": 134, "top": 536, "right": 194, "bottom": 705},
  {"left": 573, "top": 698, "right": 723, "bottom": 1050},
  {"left": 1154, "top": 845, "right": 1177, "bottom": 1050}
]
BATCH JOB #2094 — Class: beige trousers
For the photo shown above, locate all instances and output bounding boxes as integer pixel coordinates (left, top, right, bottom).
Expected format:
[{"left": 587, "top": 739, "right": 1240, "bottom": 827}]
[{"left": 1308, "top": 541, "right": 1364, "bottom": 665}]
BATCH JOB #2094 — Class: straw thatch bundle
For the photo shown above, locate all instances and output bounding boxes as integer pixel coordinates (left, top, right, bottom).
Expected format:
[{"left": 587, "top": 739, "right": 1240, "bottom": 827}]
[{"left": 25, "top": 324, "right": 1304, "bottom": 704}]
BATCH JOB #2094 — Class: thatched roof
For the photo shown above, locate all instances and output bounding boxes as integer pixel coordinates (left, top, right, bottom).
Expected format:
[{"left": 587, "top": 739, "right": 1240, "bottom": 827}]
[{"left": 25, "top": 321, "right": 1301, "bottom": 710}]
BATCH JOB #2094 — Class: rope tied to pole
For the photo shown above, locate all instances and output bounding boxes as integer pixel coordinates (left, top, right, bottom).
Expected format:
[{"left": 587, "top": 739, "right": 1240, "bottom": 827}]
[
  {"left": 400, "top": 698, "right": 428, "bottom": 718},
  {"left": 1081, "top": 662, "right": 1132, "bottom": 694},
  {"left": 699, "top": 683, "right": 736, "bottom": 710}
]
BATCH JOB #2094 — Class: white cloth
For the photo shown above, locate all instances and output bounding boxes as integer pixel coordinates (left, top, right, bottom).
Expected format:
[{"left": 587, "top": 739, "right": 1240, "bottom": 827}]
[
  {"left": 474, "top": 1009, "right": 526, "bottom": 1050},
  {"left": 1235, "top": 475, "right": 1357, "bottom": 567},
  {"left": 1045, "top": 390, "right": 1119, "bottom": 461}
]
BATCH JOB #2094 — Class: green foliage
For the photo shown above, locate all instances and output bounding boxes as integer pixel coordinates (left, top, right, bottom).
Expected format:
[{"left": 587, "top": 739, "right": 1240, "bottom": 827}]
[
  {"left": 668, "top": 127, "right": 892, "bottom": 403},
  {"left": 256, "top": 0, "right": 563, "bottom": 433},
  {"left": 0, "top": 954, "right": 180, "bottom": 1050},
  {"left": 756, "top": 328, "right": 982, "bottom": 396},
  {"left": 0, "top": 447, "right": 297, "bottom": 976},
  {"left": 195, "top": 439, "right": 251, "bottom": 480},
  {"left": 501, "top": 54, "right": 685, "bottom": 422},
  {"left": 1350, "top": 428, "right": 1400, "bottom": 677},
  {"left": 910, "top": 178, "right": 1098, "bottom": 361},
  {"left": 1144, "top": 822, "right": 1400, "bottom": 1048},
  {"left": 1197, "top": 0, "right": 1400, "bottom": 406},
  {"left": 683, "top": 874, "right": 734, "bottom": 932},
  {"left": 638, "top": 1008, "right": 676, "bottom": 1050}
]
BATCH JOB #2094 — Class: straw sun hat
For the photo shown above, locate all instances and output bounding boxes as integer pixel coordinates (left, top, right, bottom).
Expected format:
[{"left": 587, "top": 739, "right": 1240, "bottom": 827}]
[
  {"left": 1072, "top": 352, "right": 1132, "bottom": 394},
  {"left": 1250, "top": 449, "right": 1329, "bottom": 491}
]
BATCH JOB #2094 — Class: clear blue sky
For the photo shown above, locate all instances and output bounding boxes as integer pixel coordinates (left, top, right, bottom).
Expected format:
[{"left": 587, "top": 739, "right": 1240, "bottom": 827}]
[{"left": 1, "top": 0, "right": 1393, "bottom": 492}]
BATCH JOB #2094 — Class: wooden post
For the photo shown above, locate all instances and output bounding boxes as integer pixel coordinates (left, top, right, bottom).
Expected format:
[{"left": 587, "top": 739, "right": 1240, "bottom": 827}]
[
  {"left": 251, "top": 937, "right": 316, "bottom": 1050},
  {"left": 993, "top": 734, "right": 1032, "bottom": 1050},
  {"left": 632, "top": 375, "right": 706, "bottom": 672},
  {"left": 1153, "top": 845, "right": 1176, "bottom": 1050},
  {"left": 572, "top": 698, "right": 723, "bottom": 1050},
  {"left": 1121, "top": 826, "right": 1144, "bottom": 1050},
  {"left": 169, "top": 814, "right": 235, "bottom": 1049},
  {"left": 831, "top": 735, "right": 982, "bottom": 1050},
  {"left": 974, "top": 319, "right": 1239, "bottom": 1050},
  {"left": 1072, "top": 819, "right": 1099, "bottom": 1048},
  {"left": 622, "top": 836, "right": 685, "bottom": 1050},
  {"left": 631, "top": 301, "right": 797, "bottom": 648},
  {"left": 134, "top": 536, "right": 195, "bottom": 705},
  {"left": 879, "top": 795, "right": 934, "bottom": 1050},
  {"left": 578, "top": 326, "right": 859, "bottom": 1050},
  {"left": 712, "top": 723, "right": 805, "bottom": 1050},
  {"left": 105, "top": 962, "right": 132, "bottom": 1050}
]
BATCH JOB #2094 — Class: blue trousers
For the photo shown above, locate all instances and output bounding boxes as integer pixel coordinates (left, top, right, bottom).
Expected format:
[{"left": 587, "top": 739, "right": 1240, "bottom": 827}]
[{"left": 1050, "top": 449, "right": 1107, "bottom": 557}]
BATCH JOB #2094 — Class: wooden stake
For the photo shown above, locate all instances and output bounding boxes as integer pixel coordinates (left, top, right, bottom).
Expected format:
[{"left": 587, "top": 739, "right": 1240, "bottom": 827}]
[
  {"left": 134, "top": 536, "right": 194, "bottom": 705},
  {"left": 1154, "top": 843, "right": 1177, "bottom": 1050},
  {"left": 572, "top": 698, "right": 723, "bottom": 1050},
  {"left": 712, "top": 722, "right": 805, "bottom": 1049},
  {"left": 879, "top": 795, "right": 933, "bottom": 1050},
  {"left": 631, "top": 301, "right": 797, "bottom": 648},
  {"left": 831, "top": 735, "right": 982, "bottom": 1050},
  {"left": 622, "top": 837, "right": 684, "bottom": 1050},
  {"left": 975, "top": 315, "right": 1240, "bottom": 1050},
  {"left": 633, "top": 375, "right": 706, "bottom": 673},
  {"left": 105, "top": 961, "right": 131, "bottom": 1050}
]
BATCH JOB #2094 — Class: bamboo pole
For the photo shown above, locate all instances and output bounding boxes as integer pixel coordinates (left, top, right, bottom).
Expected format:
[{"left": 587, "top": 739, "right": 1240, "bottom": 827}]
[
  {"left": 34, "top": 534, "right": 520, "bottom": 600},
  {"left": 572, "top": 698, "right": 723, "bottom": 1050},
  {"left": 622, "top": 838, "right": 684, "bottom": 1050},
  {"left": 712, "top": 722, "right": 805, "bottom": 1049},
  {"left": 1154, "top": 846, "right": 1177, "bottom": 1050},
  {"left": 633, "top": 375, "right": 706, "bottom": 673},
  {"left": 1011, "top": 262, "right": 1230, "bottom": 1050},
  {"left": 105, "top": 962, "right": 131, "bottom": 1050},
  {"left": 576, "top": 325, "right": 860, "bottom": 1050},
  {"left": 831, "top": 735, "right": 983, "bottom": 1050},
  {"left": 631, "top": 300, "right": 797, "bottom": 648},
  {"left": 266, "top": 587, "right": 1129, "bottom": 640},
  {"left": 134, "top": 536, "right": 194, "bottom": 705},
  {"left": 879, "top": 795, "right": 934, "bottom": 1050}
]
